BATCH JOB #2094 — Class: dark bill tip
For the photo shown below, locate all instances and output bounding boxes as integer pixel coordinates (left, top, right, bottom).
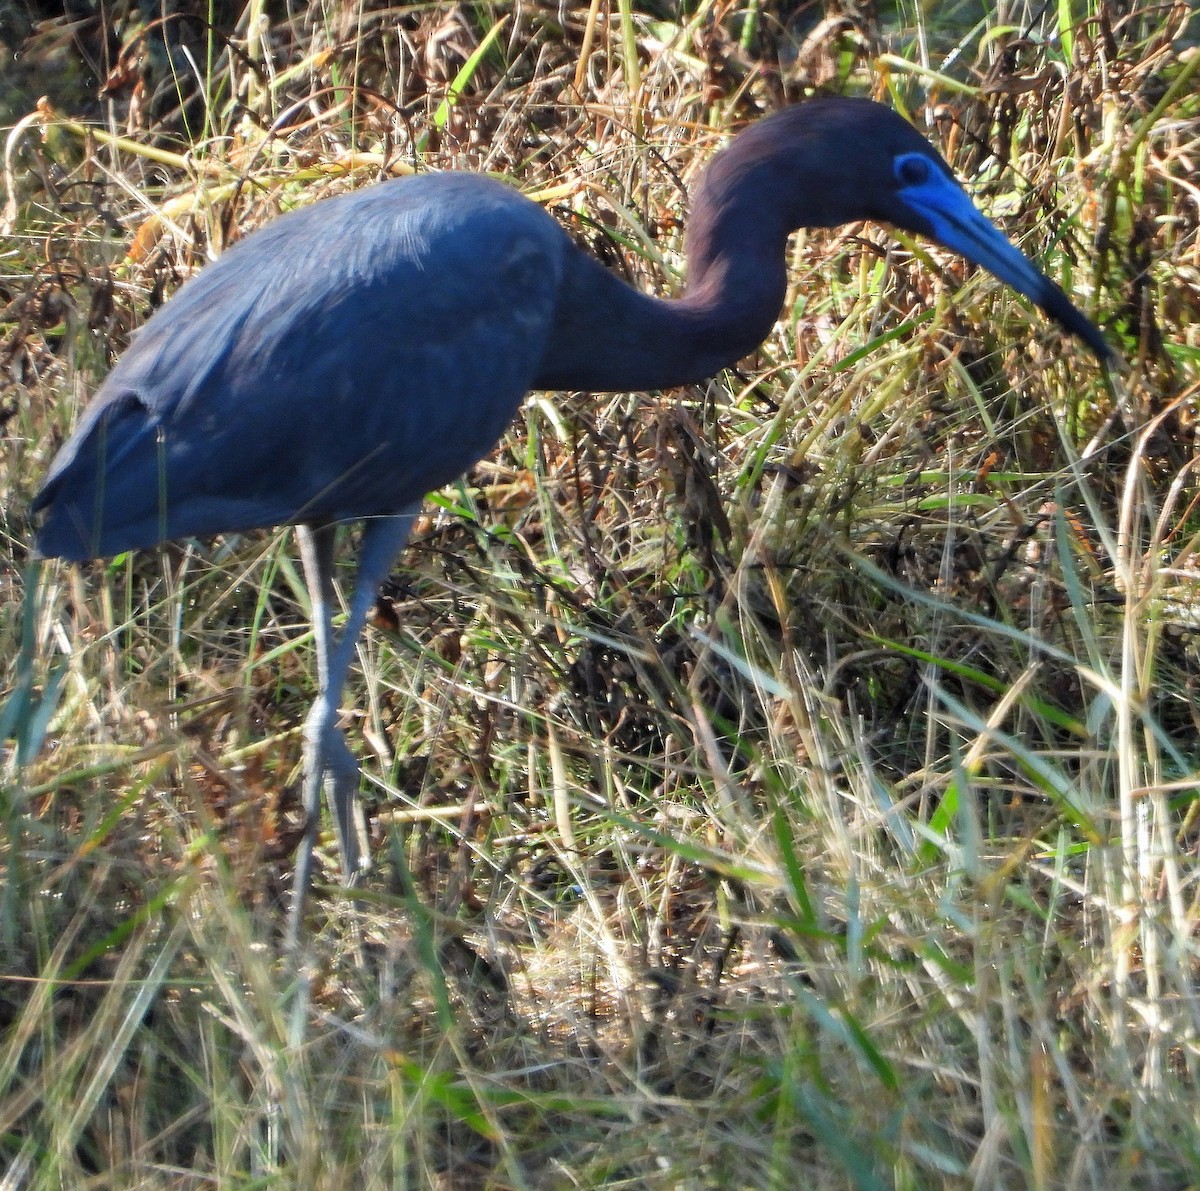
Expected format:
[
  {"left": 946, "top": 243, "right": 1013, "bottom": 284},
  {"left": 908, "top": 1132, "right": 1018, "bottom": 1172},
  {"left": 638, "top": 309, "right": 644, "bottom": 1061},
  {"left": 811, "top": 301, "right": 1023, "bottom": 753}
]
[{"left": 1033, "top": 276, "right": 1114, "bottom": 363}]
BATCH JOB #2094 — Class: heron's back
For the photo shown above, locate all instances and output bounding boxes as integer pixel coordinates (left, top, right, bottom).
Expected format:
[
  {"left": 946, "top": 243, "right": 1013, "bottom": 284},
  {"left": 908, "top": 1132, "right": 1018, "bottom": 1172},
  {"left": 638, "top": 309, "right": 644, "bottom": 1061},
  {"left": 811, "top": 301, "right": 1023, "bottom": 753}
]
[{"left": 34, "top": 173, "right": 569, "bottom": 560}]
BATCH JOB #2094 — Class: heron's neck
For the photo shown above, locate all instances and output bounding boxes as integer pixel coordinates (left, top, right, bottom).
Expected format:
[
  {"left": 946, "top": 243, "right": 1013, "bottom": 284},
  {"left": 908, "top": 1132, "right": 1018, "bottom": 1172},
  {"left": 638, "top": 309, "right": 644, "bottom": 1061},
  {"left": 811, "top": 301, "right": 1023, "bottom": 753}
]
[{"left": 532, "top": 198, "right": 790, "bottom": 393}]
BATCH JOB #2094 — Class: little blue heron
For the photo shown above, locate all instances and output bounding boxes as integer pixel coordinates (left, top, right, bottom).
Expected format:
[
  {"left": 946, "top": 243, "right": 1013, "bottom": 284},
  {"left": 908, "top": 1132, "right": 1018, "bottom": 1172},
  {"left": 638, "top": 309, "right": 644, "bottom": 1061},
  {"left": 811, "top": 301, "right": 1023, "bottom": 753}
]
[{"left": 33, "top": 98, "right": 1110, "bottom": 933}]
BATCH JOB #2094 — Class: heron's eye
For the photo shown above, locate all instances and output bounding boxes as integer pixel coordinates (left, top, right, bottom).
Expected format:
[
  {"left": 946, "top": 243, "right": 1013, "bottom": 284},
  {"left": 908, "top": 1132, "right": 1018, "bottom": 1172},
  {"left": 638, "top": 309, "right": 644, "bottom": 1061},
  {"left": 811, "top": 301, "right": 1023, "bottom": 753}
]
[{"left": 895, "top": 154, "right": 932, "bottom": 188}]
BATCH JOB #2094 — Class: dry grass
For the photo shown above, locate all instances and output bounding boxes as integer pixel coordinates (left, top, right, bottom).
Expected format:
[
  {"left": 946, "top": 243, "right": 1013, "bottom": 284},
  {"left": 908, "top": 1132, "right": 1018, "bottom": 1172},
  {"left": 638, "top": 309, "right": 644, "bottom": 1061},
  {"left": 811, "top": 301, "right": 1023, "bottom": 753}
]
[{"left": 2, "top": 1, "right": 1199, "bottom": 1187}]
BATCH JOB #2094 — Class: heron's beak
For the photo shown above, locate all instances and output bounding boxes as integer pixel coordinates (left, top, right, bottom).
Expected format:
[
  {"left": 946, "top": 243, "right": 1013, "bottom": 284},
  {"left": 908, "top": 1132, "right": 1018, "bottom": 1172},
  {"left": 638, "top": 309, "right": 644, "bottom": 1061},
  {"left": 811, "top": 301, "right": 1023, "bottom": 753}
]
[{"left": 898, "top": 170, "right": 1111, "bottom": 361}]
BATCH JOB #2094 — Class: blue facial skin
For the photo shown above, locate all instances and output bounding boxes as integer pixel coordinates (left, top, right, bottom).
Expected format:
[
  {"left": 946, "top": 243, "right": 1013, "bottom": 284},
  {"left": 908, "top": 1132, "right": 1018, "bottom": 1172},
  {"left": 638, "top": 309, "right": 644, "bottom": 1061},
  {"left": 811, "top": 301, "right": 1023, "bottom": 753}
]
[{"left": 892, "top": 151, "right": 1111, "bottom": 361}]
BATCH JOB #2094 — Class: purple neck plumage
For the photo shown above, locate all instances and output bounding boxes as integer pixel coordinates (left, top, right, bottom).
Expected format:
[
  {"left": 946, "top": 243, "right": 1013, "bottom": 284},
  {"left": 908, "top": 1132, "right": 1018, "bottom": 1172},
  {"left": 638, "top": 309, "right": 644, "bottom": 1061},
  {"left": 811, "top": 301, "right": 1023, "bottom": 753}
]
[{"left": 531, "top": 138, "right": 794, "bottom": 393}]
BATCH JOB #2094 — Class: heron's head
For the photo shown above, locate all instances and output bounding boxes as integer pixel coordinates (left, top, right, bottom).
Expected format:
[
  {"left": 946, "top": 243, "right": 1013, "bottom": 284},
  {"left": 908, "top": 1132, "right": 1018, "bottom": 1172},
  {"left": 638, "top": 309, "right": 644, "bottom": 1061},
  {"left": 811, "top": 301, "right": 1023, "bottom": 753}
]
[{"left": 717, "top": 98, "right": 1111, "bottom": 360}]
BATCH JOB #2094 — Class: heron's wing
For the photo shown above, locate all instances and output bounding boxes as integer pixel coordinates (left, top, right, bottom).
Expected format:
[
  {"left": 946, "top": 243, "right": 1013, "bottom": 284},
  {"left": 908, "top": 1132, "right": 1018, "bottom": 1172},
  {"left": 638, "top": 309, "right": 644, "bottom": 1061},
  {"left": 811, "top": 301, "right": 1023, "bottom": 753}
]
[{"left": 35, "top": 175, "right": 566, "bottom": 560}]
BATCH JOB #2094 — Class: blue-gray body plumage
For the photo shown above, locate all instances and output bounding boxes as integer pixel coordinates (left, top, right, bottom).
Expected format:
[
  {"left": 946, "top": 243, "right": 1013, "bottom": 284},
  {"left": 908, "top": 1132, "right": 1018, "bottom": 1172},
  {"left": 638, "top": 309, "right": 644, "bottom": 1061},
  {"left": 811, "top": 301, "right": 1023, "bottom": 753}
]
[{"left": 37, "top": 175, "right": 570, "bottom": 557}]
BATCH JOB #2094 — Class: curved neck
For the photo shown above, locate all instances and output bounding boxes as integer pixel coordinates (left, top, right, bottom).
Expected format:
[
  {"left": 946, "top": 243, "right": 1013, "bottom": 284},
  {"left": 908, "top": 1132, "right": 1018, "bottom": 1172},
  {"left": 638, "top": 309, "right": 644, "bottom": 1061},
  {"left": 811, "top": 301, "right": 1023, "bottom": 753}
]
[{"left": 532, "top": 162, "right": 790, "bottom": 393}]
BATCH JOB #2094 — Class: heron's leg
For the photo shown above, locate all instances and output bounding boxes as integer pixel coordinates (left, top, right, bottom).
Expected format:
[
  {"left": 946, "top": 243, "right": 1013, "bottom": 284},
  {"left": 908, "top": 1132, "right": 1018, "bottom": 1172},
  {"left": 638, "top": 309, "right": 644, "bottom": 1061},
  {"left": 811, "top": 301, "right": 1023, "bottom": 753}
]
[
  {"left": 291, "top": 522, "right": 346, "bottom": 928},
  {"left": 289, "top": 511, "right": 418, "bottom": 941}
]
